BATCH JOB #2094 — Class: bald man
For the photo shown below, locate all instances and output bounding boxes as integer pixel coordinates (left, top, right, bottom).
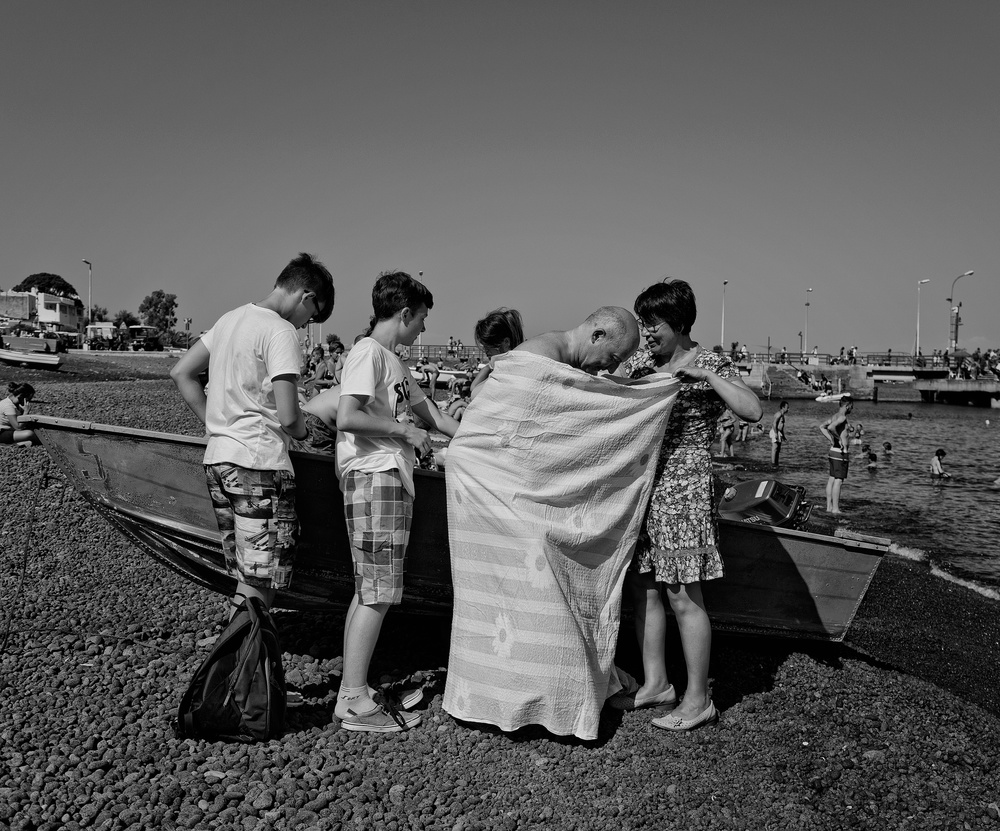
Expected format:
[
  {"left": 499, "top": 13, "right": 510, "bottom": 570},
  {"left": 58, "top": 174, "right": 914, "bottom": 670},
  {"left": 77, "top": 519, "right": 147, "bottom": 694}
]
[{"left": 514, "top": 306, "right": 640, "bottom": 375}]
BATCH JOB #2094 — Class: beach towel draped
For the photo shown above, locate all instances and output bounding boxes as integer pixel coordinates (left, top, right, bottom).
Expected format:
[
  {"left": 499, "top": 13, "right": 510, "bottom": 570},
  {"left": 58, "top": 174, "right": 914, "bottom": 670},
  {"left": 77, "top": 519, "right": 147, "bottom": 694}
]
[{"left": 443, "top": 352, "right": 679, "bottom": 739}]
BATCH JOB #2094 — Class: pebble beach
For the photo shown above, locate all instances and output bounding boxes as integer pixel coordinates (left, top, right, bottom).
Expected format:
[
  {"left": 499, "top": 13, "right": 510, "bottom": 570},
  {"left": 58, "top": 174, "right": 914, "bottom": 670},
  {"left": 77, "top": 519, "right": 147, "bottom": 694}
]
[{"left": 1, "top": 354, "right": 998, "bottom": 830}]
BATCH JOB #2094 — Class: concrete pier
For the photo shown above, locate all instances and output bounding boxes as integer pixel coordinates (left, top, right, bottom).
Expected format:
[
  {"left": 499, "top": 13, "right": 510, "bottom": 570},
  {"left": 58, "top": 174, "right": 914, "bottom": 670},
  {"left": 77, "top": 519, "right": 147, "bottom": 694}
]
[{"left": 913, "top": 378, "right": 1000, "bottom": 407}]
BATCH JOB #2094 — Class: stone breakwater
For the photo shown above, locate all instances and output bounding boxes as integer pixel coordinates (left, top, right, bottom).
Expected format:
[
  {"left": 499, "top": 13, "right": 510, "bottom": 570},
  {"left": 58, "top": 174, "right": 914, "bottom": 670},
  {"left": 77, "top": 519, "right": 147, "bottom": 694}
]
[{"left": 1, "top": 379, "right": 999, "bottom": 830}]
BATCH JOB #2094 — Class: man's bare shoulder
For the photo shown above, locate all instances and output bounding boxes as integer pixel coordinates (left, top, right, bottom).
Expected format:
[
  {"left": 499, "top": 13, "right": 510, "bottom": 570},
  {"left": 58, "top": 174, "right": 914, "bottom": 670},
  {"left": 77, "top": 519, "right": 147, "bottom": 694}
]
[{"left": 515, "top": 332, "right": 567, "bottom": 362}]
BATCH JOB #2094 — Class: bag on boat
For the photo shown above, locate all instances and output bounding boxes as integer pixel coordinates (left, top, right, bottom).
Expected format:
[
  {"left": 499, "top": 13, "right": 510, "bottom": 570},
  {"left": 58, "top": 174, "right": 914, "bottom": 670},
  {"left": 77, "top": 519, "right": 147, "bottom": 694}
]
[{"left": 175, "top": 595, "right": 286, "bottom": 743}]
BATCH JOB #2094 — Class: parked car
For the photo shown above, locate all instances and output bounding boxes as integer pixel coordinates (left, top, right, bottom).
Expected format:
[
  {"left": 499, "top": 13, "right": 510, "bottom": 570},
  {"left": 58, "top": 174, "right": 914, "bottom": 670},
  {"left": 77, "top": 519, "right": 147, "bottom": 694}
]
[{"left": 127, "top": 325, "right": 164, "bottom": 351}]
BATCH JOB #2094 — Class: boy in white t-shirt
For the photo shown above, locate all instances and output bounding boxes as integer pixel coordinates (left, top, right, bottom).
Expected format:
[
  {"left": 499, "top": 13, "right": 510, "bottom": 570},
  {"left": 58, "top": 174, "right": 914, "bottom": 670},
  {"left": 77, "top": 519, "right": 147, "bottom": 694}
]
[
  {"left": 171, "top": 252, "right": 334, "bottom": 612},
  {"left": 335, "top": 271, "right": 460, "bottom": 732}
]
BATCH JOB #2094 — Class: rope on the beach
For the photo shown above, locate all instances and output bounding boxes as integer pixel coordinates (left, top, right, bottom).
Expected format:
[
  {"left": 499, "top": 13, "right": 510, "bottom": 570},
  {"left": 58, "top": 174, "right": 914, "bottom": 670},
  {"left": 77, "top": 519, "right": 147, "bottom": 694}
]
[{"left": 0, "top": 456, "right": 57, "bottom": 657}]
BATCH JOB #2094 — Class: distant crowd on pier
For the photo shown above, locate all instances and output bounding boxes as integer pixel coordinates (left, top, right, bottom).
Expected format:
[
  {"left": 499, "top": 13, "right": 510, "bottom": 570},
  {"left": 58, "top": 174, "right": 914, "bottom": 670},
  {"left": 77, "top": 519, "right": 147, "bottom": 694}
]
[{"left": 719, "top": 341, "right": 999, "bottom": 378}]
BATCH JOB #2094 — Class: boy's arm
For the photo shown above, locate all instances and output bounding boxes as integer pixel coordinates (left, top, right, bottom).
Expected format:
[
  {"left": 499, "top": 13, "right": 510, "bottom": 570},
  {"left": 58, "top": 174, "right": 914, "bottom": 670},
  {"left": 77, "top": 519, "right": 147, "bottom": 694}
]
[
  {"left": 819, "top": 415, "right": 836, "bottom": 445},
  {"left": 412, "top": 398, "right": 461, "bottom": 439},
  {"left": 337, "top": 394, "right": 432, "bottom": 455},
  {"left": 170, "top": 340, "right": 211, "bottom": 425},
  {"left": 273, "top": 375, "right": 307, "bottom": 440}
]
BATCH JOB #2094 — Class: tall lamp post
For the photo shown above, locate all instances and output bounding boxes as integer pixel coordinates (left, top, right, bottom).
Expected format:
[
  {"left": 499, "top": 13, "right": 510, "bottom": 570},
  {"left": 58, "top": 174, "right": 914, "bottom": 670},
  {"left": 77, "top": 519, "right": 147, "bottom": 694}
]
[
  {"left": 914, "top": 279, "right": 930, "bottom": 362},
  {"left": 416, "top": 271, "right": 424, "bottom": 355},
  {"left": 804, "top": 287, "right": 813, "bottom": 361},
  {"left": 183, "top": 317, "right": 193, "bottom": 349},
  {"left": 945, "top": 270, "right": 974, "bottom": 351},
  {"left": 720, "top": 280, "right": 729, "bottom": 350},
  {"left": 81, "top": 259, "right": 92, "bottom": 331}
]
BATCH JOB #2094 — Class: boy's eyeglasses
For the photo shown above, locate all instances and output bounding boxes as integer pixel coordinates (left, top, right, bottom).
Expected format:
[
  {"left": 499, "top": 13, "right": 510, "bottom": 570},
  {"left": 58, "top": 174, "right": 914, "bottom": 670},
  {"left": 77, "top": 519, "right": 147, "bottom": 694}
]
[{"left": 305, "top": 294, "right": 324, "bottom": 323}]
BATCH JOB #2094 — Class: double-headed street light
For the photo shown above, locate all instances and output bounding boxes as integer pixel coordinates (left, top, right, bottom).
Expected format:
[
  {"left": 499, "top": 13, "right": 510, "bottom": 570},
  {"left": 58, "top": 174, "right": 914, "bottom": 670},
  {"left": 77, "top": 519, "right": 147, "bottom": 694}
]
[
  {"left": 915, "top": 279, "right": 930, "bottom": 361},
  {"left": 945, "top": 270, "right": 974, "bottom": 351},
  {"left": 804, "top": 287, "right": 813, "bottom": 361}
]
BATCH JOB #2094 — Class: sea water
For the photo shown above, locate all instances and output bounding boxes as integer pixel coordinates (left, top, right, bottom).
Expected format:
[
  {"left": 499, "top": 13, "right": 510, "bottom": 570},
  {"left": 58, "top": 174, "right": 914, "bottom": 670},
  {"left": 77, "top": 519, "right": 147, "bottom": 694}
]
[{"left": 721, "top": 399, "right": 1000, "bottom": 594}]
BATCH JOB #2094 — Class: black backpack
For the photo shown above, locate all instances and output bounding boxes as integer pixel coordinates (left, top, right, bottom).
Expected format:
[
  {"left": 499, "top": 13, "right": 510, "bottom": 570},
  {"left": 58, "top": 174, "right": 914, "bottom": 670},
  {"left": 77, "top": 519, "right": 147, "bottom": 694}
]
[{"left": 176, "top": 595, "right": 286, "bottom": 743}]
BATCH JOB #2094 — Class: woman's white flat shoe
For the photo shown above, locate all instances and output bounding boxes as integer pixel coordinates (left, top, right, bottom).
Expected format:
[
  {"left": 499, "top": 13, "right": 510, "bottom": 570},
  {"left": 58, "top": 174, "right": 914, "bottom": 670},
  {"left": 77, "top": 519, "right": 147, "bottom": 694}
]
[{"left": 652, "top": 701, "right": 718, "bottom": 732}]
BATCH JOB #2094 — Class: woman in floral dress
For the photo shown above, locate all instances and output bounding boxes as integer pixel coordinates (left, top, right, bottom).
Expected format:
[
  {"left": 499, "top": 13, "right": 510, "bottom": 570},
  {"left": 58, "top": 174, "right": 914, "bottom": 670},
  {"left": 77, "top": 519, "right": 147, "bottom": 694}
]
[{"left": 612, "top": 280, "right": 761, "bottom": 730}]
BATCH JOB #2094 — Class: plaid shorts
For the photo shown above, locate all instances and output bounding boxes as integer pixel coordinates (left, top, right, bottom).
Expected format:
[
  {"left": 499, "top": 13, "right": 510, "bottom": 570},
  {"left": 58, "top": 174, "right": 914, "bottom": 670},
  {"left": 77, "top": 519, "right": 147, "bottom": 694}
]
[
  {"left": 343, "top": 469, "right": 413, "bottom": 605},
  {"left": 204, "top": 463, "right": 298, "bottom": 590}
]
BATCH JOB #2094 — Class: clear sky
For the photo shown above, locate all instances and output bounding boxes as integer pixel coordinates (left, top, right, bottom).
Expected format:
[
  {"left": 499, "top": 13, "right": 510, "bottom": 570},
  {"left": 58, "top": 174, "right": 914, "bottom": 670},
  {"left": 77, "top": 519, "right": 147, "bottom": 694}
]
[{"left": 2, "top": 1, "right": 996, "bottom": 356}]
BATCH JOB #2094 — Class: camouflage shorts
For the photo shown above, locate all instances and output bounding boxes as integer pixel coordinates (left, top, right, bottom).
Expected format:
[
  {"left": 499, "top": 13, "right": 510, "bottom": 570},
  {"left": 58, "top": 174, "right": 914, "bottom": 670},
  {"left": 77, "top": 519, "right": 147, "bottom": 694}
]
[{"left": 204, "top": 463, "right": 298, "bottom": 590}]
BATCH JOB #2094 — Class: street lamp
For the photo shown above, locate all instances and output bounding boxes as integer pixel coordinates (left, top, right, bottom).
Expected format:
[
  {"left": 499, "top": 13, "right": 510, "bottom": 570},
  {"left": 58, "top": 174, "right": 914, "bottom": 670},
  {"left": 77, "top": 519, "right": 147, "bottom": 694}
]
[
  {"left": 183, "top": 317, "right": 193, "bottom": 349},
  {"left": 82, "top": 259, "right": 92, "bottom": 330},
  {"left": 804, "top": 287, "right": 813, "bottom": 361},
  {"left": 720, "top": 280, "right": 729, "bottom": 350},
  {"left": 416, "top": 271, "right": 424, "bottom": 353},
  {"left": 914, "top": 279, "right": 930, "bottom": 362},
  {"left": 945, "top": 270, "right": 974, "bottom": 351}
]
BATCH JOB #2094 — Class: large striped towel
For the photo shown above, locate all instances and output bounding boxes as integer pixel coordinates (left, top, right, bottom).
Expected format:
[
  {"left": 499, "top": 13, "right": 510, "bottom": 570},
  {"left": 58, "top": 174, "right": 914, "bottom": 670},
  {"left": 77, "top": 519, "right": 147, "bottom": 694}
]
[{"left": 443, "top": 351, "right": 679, "bottom": 739}]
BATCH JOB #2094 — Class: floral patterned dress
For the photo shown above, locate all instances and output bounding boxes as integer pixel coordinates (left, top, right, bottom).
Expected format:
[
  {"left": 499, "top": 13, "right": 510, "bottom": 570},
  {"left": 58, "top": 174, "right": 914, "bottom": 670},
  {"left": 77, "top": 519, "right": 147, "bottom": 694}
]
[{"left": 623, "top": 348, "right": 739, "bottom": 584}]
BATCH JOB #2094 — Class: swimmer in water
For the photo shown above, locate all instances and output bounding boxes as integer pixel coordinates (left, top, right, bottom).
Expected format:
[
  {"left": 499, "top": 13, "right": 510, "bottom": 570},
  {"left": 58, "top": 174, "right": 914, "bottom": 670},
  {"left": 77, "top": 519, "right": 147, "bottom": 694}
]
[{"left": 930, "top": 448, "right": 951, "bottom": 480}]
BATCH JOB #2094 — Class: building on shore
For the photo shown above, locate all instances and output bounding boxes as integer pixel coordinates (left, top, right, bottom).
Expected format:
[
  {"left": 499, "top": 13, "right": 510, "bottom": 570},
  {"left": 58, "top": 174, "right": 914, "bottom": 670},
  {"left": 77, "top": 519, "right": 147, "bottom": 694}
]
[{"left": 0, "top": 289, "right": 83, "bottom": 334}]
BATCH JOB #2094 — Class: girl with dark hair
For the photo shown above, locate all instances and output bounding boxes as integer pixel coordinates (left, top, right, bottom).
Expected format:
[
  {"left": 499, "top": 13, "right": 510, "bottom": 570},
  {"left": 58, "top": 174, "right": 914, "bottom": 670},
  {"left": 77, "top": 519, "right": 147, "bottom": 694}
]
[
  {"left": 470, "top": 308, "right": 525, "bottom": 400},
  {"left": 0, "top": 382, "right": 39, "bottom": 446},
  {"left": 611, "top": 279, "right": 761, "bottom": 731}
]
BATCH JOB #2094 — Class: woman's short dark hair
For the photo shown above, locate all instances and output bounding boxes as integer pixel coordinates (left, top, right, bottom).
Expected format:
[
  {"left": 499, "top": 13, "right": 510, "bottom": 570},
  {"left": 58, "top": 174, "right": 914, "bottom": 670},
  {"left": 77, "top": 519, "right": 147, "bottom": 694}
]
[
  {"left": 634, "top": 279, "right": 697, "bottom": 336},
  {"left": 7, "top": 382, "right": 34, "bottom": 400},
  {"left": 474, "top": 308, "right": 525, "bottom": 350},
  {"left": 372, "top": 271, "right": 434, "bottom": 322},
  {"left": 275, "top": 252, "right": 335, "bottom": 323}
]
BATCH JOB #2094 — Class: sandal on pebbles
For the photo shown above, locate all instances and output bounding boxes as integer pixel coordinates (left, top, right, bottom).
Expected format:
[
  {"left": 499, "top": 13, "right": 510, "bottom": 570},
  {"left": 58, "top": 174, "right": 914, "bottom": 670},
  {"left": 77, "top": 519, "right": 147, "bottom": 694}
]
[
  {"left": 652, "top": 701, "right": 719, "bottom": 732},
  {"left": 608, "top": 684, "right": 678, "bottom": 711}
]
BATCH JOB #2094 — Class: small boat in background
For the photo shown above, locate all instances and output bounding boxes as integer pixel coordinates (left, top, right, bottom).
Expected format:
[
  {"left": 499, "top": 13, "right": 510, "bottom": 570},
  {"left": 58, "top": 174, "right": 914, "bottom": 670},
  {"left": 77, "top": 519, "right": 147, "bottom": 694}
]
[
  {"left": 0, "top": 347, "right": 64, "bottom": 370},
  {"left": 815, "top": 391, "right": 850, "bottom": 403},
  {"left": 30, "top": 415, "right": 887, "bottom": 642},
  {"left": 409, "top": 366, "right": 468, "bottom": 387}
]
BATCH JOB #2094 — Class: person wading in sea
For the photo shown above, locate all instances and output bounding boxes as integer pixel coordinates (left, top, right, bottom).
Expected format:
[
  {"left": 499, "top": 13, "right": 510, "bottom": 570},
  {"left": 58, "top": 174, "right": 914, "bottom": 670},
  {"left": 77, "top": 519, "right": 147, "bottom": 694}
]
[{"left": 820, "top": 395, "right": 854, "bottom": 515}]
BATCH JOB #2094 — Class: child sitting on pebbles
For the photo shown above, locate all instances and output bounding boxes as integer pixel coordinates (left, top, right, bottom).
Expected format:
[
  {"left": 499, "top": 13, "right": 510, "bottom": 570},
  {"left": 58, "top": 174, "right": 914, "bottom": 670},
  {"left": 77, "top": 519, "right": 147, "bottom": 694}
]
[{"left": 0, "top": 382, "right": 40, "bottom": 447}]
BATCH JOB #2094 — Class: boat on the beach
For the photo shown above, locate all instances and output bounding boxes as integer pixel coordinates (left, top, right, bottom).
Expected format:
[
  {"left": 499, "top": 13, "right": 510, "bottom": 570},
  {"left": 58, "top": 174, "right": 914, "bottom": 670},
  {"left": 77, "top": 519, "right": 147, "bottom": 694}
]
[
  {"left": 0, "top": 347, "right": 64, "bottom": 370},
  {"left": 815, "top": 391, "right": 849, "bottom": 403},
  {"left": 29, "top": 414, "right": 887, "bottom": 642}
]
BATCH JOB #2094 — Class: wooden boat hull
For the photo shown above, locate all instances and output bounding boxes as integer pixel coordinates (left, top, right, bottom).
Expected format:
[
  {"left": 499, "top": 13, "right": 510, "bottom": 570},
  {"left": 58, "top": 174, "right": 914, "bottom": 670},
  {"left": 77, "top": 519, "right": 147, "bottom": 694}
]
[
  {"left": 31, "top": 415, "right": 885, "bottom": 641},
  {"left": 0, "top": 348, "right": 64, "bottom": 370}
]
